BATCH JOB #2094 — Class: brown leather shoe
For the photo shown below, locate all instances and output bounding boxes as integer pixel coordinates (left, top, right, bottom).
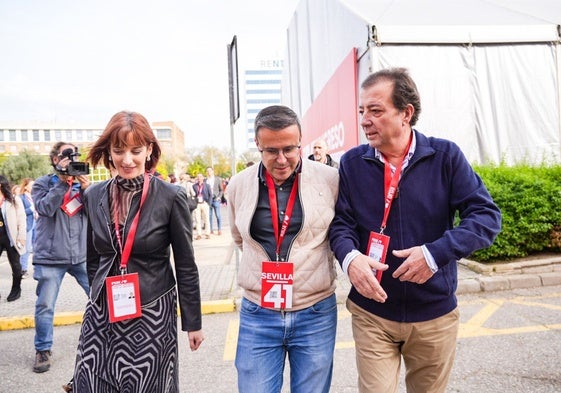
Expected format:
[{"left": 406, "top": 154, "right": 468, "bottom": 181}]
[{"left": 33, "top": 350, "right": 52, "bottom": 373}]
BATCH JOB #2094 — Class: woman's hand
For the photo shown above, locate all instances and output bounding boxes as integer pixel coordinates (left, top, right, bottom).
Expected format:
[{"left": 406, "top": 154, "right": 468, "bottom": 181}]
[{"left": 188, "top": 329, "right": 204, "bottom": 351}]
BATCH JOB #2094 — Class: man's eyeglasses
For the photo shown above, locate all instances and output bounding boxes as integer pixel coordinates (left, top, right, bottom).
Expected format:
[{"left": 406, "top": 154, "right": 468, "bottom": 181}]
[{"left": 258, "top": 145, "right": 301, "bottom": 159}]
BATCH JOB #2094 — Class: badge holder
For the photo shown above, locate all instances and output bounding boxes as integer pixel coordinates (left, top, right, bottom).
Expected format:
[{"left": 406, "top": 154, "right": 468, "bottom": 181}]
[
  {"left": 366, "top": 232, "right": 390, "bottom": 282},
  {"left": 106, "top": 272, "right": 142, "bottom": 323},
  {"left": 61, "top": 185, "right": 83, "bottom": 216},
  {"left": 261, "top": 261, "right": 294, "bottom": 309},
  {"left": 61, "top": 194, "right": 83, "bottom": 216}
]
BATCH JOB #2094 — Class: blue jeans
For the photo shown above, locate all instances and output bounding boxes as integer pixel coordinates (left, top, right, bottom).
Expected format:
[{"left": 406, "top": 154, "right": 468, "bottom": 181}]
[
  {"left": 209, "top": 199, "right": 222, "bottom": 232},
  {"left": 236, "top": 294, "right": 337, "bottom": 393},
  {"left": 34, "top": 263, "right": 89, "bottom": 351},
  {"left": 20, "top": 228, "right": 34, "bottom": 271}
]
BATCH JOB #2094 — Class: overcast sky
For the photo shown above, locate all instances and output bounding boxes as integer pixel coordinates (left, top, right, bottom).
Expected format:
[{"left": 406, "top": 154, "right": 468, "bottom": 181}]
[{"left": 0, "top": 0, "right": 300, "bottom": 151}]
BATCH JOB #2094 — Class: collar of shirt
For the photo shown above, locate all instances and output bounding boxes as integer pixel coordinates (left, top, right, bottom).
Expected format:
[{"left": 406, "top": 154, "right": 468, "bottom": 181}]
[{"left": 375, "top": 130, "right": 417, "bottom": 173}]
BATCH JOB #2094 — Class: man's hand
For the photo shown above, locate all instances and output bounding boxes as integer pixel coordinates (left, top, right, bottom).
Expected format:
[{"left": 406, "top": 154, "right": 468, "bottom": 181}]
[
  {"left": 347, "top": 254, "right": 388, "bottom": 303},
  {"left": 392, "top": 246, "right": 434, "bottom": 284},
  {"left": 75, "top": 174, "right": 91, "bottom": 190}
]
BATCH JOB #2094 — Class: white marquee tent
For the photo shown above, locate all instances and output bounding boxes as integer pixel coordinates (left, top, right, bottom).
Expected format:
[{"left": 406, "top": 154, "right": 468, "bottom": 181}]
[{"left": 283, "top": 0, "right": 561, "bottom": 164}]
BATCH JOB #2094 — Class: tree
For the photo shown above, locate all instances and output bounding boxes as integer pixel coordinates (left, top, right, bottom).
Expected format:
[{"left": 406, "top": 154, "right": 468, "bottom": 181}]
[
  {"left": 236, "top": 151, "right": 260, "bottom": 173},
  {"left": 0, "top": 150, "right": 52, "bottom": 184},
  {"left": 185, "top": 146, "right": 232, "bottom": 178}
]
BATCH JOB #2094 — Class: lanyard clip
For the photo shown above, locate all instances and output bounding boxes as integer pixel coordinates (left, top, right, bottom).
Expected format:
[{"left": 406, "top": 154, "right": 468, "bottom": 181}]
[
  {"left": 379, "top": 226, "right": 386, "bottom": 235},
  {"left": 120, "top": 266, "right": 127, "bottom": 276}
]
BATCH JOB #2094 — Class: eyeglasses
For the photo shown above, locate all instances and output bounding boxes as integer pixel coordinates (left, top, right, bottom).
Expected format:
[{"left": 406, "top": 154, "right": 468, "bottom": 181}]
[{"left": 258, "top": 145, "right": 301, "bottom": 159}]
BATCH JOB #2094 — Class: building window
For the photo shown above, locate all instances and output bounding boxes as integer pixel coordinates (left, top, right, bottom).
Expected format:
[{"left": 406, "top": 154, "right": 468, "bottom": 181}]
[
  {"left": 76, "top": 130, "right": 83, "bottom": 140},
  {"left": 55, "top": 130, "right": 62, "bottom": 141},
  {"left": 66, "top": 130, "right": 72, "bottom": 141},
  {"left": 9, "top": 130, "right": 16, "bottom": 142},
  {"left": 86, "top": 130, "right": 93, "bottom": 141},
  {"left": 44, "top": 130, "right": 51, "bottom": 142},
  {"left": 33, "top": 129, "right": 40, "bottom": 141},
  {"left": 21, "top": 130, "right": 28, "bottom": 141},
  {"left": 156, "top": 128, "right": 171, "bottom": 139},
  {"left": 0, "top": 130, "right": 4, "bottom": 141}
]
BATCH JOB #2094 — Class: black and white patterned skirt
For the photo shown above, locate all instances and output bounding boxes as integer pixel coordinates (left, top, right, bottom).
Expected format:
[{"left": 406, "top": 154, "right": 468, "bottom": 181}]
[{"left": 72, "top": 288, "right": 178, "bottom": 393}]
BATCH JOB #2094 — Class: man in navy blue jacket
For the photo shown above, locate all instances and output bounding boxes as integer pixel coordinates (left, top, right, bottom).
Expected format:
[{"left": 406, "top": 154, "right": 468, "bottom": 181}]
[{"left": 329, "top": 68, "right": 501, "bottom": 393}]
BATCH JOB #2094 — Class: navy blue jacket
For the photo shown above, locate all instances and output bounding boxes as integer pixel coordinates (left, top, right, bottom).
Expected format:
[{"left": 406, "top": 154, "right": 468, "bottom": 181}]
[
  {"left": 329, "top": 130, "right": 501, "bottom": 322},
  {"left": 192, "top": 181, "right": 212, "bottom": 204}
]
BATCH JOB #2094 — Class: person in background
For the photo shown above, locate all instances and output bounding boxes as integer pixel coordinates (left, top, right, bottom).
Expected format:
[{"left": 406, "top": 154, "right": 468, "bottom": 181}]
[
  {"left": 329, "top": 68, "right": 502, "bottom": 393},
  {"left": 205, "top": 166, "right": 224, "bottom": 235},
  {"left": 18, "top": 177, "right": 36, "bottom": 278},
  {"left": 168, "top": 173, "right": 177, "bottom": 184},
  {"left": 179, "top": 173, "right": 195, "bottom": 192},
  {"left": 0, "top": 175, "right": 26, "bottom": 302},
  {"left": 179, "top": 173, "right": 197, "bottom": 213},
  {"left": 307, "top": 138, "right": 339, "bottom": 168},
  {"left": 32, "top": 142, "right": 90, "bottom": 373},
  {"left": 221, "top": 177, "right": 229, "bottom": 205},
  {"left": 193, "top": 173, "right": 211, "bottom": 240},
  {"left": 227, "top": 105, "right": 339, "bottom": 392},
  {"left": 70, "top": 110, "right": 203, "bottom": 392}
]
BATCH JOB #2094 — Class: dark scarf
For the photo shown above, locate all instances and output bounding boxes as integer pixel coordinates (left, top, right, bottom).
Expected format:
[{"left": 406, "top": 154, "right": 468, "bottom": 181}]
[{"left": 110, "top": 174, "right": 144, "bottom": 226}]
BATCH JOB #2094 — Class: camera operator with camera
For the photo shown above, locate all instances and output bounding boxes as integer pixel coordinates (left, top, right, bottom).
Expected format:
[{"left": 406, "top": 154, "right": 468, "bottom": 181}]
[{"left": 31, "top": 142, "right": 91, "bottom": 374}]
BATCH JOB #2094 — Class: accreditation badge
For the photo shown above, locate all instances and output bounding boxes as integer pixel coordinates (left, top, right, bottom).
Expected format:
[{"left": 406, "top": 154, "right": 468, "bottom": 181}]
[
  {"left": 261, "top": 261, "right": 293, "bottom": 309},
  {"left": 105, "top": 273, "right": 142, "bottom": 323},
  {"left": 366, "top": 231, "right": 391, "bottom": 282},
  {"left": 61, "top": 193, "right": 83, "bottom": 216}
]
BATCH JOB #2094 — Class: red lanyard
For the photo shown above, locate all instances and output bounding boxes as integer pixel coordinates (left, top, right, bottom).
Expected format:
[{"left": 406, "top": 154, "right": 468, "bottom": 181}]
[
  {"left": 62, "top": 180, "right": 74, "bottom": 205},
  {"left": 265, "top": 170, "right": 299, "bottom": 261},
  {"left": 113, "top": 173, "right": 150, "bottom": 272},
  {"left": 380, "top": 135, "right": 413, "bottom": 234}
]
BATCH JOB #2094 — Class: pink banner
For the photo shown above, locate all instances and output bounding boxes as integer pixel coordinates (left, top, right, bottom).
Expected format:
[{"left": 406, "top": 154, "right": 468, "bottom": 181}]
[{"left": 301, "top": 49, "right": 359, "bottom": 161}]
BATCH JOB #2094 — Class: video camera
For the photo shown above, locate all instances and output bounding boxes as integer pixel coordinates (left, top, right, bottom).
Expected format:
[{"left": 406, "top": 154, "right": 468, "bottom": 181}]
[{"left": 56, "top": 147, "right": 90, "bottom": 176}]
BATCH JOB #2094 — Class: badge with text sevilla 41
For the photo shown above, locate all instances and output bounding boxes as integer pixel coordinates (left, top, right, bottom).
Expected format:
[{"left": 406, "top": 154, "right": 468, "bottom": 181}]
[
  {"left": 261, "top": 261, "right": 293, "bottom": 309},
  {"left": 366, "top": 232, "right": 390, "bottom": 282}
]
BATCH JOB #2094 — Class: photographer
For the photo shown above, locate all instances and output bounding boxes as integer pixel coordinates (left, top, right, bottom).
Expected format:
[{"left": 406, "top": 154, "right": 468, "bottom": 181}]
[{"left": 31, "top": 142, "right": 90, "bottom": 374}]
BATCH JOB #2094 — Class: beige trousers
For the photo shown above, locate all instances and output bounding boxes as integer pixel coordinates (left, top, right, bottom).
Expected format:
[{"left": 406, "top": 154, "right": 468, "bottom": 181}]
[
  {"left": 194, "top": 202, "right": 210, "bottom": 237},
  {"left": 347, "top": 298, "right": 460, "bottom": 393}
]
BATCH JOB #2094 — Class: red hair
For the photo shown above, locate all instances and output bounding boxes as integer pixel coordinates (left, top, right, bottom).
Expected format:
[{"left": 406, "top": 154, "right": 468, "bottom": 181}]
[{"left": 87, "top": 111, "right": 161, "bottom": 171}]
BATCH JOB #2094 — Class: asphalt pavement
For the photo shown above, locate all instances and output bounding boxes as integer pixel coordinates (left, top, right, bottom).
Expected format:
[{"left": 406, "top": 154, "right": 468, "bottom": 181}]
[{"left": 1, "top": 223, "right": 561, "bottom": 331}]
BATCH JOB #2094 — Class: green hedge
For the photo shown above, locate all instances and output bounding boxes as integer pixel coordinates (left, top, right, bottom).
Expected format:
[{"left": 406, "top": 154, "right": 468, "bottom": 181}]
[{"left": 470, "top": 163, "right": 561, "bottom": 262}]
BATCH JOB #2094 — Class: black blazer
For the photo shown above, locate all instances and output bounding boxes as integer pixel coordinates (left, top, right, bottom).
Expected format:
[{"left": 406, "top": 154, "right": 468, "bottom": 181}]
[{"left": 83, "top": 175, "right": 201, "bottom": 332}]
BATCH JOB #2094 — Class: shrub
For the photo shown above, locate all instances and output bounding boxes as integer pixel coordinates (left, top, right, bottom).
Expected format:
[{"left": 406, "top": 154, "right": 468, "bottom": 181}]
[{"left": 470, "top": 163, "right": 561, "bottom": 262}]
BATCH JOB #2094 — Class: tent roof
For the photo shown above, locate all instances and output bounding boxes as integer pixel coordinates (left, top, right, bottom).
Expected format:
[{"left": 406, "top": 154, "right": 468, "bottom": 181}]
[{"left": 340, "top": 0, "right": 561, "bottom": 43}]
